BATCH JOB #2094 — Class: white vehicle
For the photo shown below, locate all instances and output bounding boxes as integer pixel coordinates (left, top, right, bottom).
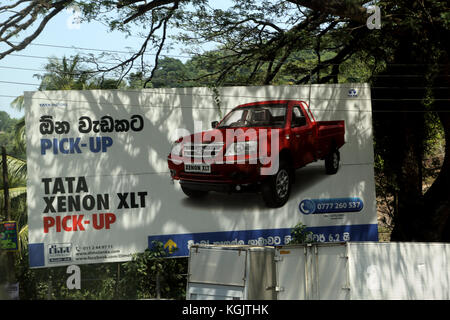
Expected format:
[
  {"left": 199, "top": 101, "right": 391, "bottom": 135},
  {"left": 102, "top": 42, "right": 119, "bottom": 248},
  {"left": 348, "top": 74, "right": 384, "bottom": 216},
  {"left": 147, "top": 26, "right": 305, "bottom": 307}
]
[{"left": 187, "top": 242, "right": 450, "bottom": 300}]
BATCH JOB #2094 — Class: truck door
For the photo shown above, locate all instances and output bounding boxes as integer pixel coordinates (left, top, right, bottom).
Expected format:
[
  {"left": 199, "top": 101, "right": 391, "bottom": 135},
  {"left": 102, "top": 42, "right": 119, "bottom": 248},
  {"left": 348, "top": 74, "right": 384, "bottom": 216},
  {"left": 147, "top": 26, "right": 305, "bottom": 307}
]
[
  {"left": 290, "top": 104, "right": 315, "bottom": 168},
  {"left": 187, "top": 247, "right": 247, "bottom": 300},
  {"left": 315, "top": 244, "right": 350, "bottom": 300},
  {"left": 275, "top": 244, "right": 350, "bottom": 300},
  {"left": 275, "top": 247, "right": 307, "bottom": 299}
]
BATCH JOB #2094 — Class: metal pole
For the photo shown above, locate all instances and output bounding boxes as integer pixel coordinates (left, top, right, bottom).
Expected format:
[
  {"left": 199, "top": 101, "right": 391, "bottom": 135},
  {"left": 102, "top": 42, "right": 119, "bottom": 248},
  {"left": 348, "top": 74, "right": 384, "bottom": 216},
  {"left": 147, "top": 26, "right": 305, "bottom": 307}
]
[
  {"left": 156, "top": 271, "right": 161, "bottom": 300},
  {"left": 115, "top": 263, "right": 120, "bottom": 298}
]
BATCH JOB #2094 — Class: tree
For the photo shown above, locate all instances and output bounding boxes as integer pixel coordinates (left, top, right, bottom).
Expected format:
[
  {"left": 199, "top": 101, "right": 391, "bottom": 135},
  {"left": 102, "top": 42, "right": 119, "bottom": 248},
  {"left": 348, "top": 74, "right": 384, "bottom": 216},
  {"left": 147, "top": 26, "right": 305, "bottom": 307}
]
[
  {"left": 0, "top": 153, "right": 27, "bottom": 256},
  {"left": 0, "top": 0, "right": 72, "bottom": 59},
  {"left": 0, "top": 112, "right": 25, "bottom": 160},
  {"left": 0, "top": 112, "right": 27, "bottom": 251},
  {"left": 1, "top": 1, "right": 449, "bottom": 241},
  {"left": 0, "top": 111, "right": 15, "bottom": 132},
  {"left": 365, "top": 1, "right": 449, "bottom": 241},
  {"left": 34, "top": 55, "right": 89, "bottom": 90},
  {"left": 145, "top": 57, "right": 192, "bottom": 88}
]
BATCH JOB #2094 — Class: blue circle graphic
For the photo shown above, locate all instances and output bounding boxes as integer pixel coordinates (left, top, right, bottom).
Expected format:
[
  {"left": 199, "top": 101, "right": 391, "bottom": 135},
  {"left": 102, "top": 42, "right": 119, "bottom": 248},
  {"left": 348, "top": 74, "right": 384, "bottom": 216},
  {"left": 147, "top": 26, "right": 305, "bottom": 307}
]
[{"left": 299, "top": 199, "right": 316, "bottom": 215}]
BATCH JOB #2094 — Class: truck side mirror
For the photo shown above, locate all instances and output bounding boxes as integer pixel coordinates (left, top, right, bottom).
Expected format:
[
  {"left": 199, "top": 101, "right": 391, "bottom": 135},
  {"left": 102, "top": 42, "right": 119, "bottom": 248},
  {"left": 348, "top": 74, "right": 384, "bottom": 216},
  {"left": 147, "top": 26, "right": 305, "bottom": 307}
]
[{"left": 211, "top": 121, "right": 219, "bottom": 129}]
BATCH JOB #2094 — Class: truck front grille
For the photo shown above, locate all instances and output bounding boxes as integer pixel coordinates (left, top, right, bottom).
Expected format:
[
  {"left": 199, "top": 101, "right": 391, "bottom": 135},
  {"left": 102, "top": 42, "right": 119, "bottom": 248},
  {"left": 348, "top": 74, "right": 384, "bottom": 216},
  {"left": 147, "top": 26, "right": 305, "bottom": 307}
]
[{"left": 183, "top": 142, "right": 224, "bottom": 160}]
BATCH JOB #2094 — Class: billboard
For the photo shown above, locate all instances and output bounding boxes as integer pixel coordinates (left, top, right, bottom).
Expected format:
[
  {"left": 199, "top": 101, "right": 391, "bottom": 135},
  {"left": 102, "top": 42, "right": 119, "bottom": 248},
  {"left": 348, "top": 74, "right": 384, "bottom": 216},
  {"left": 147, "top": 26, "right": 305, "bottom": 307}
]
[{"left": 25, "top": 84, "right": 378, "bottom": 268}]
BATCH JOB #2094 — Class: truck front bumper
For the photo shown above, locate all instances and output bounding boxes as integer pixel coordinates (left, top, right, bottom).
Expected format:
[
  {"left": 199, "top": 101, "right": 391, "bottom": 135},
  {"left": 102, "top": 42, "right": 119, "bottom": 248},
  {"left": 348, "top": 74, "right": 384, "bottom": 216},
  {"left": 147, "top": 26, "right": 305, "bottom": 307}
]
[
  {"left": 168, "top": 158, "right": 264, "bottom": 193},
  {"left": 179, "top": 180, "right": 237, "bottom": 193}
]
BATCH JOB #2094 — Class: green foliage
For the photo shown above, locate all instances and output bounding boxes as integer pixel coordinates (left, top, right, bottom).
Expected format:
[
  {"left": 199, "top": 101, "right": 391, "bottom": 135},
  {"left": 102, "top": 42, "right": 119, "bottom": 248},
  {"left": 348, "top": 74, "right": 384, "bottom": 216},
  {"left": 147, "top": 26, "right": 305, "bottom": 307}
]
[
  {"left": 0, "top": 111, "right": 16, "bottom": 132},
  {"left": 14, "top": 251, "right": 126, "bottom": 300},
  {"left": 147, "top": 57, "right": 191, "bottom": 88},
  {"left": 0, "top": 153, "right": 27, "bottom": 258},
  {"left": 14, "top": 242, "right": 187, "bottom": 300},
  {"left": 119, "top": 241, "right": 187, "bottom": 300},
  {"left": 0, "top": 112, "right": 25, "bottom": 160},
  {"left": 290, "top": 222, "right": 312, "bottom": 244},
  {"left": 33, "top": 54, "right": 128, "bottom": 90},
  {"left": 34, "top": 55, "right": 91, "bottom": 90}
]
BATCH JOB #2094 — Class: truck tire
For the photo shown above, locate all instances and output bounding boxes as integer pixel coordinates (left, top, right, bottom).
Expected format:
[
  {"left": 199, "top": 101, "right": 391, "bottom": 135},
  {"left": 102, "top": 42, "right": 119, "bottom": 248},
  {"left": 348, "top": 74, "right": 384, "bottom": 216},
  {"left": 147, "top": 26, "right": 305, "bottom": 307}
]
[
  {"left": 325, "top": 149, "right": 340, "bottom": 174},
  {"left": 261, "top": 160, "right": 292, "bottom": 208},
  {"left": 181, "top": 185, "right": 208, "bottom": 198}
]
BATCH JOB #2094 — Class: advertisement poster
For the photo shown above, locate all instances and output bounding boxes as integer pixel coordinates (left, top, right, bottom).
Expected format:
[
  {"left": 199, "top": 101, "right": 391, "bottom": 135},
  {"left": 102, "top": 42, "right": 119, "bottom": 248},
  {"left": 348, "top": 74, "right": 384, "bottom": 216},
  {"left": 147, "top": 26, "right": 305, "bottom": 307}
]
[
  {"left": 0, "top": 221, "right": 19, "bottom": 251},
  {"left": 25, "top": 84, "right": 378, "bottom": 268}
]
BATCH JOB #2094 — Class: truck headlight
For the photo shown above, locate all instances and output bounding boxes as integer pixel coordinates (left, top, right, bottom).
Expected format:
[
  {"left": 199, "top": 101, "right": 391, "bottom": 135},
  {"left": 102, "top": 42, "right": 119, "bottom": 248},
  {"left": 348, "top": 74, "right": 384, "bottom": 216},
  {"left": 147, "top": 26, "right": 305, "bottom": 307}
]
[
  {"left": 225, "top": 140, "right": 257, "bottom": 156},
  {"left": 170, "top": 141, "right": 183, "bottom": 157}
]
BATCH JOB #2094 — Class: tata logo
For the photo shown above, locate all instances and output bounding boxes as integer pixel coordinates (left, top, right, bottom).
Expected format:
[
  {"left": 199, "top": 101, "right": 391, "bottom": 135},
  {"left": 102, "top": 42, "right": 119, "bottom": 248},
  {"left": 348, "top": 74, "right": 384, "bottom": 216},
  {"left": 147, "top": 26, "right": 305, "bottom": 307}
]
[{"left": 348, "top": 89, "right": 358, "bottom": 97}]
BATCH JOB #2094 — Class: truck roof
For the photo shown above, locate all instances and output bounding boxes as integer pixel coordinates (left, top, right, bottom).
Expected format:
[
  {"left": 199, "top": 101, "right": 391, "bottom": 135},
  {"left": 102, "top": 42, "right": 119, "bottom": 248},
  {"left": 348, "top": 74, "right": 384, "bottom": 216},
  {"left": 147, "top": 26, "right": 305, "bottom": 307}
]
[{"left": 235, "top": 100, "right": 307, "bottom": 108}]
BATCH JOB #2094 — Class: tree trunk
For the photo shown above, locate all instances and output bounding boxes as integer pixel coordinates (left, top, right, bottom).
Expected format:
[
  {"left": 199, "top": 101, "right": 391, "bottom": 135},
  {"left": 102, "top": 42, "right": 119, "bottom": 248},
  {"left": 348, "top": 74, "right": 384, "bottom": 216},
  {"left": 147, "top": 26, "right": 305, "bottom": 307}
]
[
  {"left": 388, "top": 112, "right": 426, "bottom": 241},
  {"left": 421, "top": 55, "right": 450, "bottom": 241},
  {"left": 391, "top": 111, "right": 450, "bottom": 241}
]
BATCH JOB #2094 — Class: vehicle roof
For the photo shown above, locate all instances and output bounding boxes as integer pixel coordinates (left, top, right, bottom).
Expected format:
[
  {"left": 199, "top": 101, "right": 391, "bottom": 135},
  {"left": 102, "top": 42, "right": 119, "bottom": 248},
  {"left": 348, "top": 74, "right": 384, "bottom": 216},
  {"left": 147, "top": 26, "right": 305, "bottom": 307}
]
[{"left": 235, "top": 100, "right": 308, "bottom": 108}]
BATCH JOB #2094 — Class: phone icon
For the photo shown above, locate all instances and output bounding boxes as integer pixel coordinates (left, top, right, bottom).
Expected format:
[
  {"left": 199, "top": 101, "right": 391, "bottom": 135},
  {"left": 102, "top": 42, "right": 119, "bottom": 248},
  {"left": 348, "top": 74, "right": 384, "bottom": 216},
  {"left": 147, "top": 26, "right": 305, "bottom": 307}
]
[{"left": 299, "top": 199, "right": 316, "bottom": 215}]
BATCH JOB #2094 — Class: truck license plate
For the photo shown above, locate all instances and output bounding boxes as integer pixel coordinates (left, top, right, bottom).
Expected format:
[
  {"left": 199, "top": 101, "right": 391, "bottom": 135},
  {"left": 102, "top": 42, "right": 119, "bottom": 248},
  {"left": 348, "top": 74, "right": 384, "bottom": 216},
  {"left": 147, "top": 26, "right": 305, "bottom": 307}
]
[{"left": 184, "top": 163, "right": 211, "bottom": 173}]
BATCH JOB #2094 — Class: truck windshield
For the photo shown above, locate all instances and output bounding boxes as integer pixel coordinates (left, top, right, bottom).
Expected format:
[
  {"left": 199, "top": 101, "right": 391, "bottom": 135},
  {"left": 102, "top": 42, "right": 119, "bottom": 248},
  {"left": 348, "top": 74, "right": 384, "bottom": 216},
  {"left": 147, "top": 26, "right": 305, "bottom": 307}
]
[{"left": 217, "top": 104, "right": 287, "bottom": 128}]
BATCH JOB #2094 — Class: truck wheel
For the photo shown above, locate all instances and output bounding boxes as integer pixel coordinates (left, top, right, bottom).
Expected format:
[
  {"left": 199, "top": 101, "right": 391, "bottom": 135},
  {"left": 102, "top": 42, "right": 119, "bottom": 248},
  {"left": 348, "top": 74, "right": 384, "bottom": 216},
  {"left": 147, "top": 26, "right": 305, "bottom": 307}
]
[
  {"left": 261, "top": 161, "right": 291, "bottom": 208},
  {"left": 181, "top": 185, "right": 208, "bottom": 198},
  {"left": 325, "top": 149, "right": 340, "bottom": 174}
]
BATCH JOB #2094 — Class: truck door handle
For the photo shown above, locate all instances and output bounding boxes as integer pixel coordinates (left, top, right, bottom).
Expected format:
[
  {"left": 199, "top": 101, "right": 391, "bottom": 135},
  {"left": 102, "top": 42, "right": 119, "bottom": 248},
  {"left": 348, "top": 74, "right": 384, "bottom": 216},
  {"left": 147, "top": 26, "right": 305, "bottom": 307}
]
[
  {"left": 266, "top": 286, "right": 284, "bottom": 292},
  {"left": 295, "top": 134, "right": 300, "bottom": 138},
  {"left": 306, "top": 132, "right": 312, "bottom": 135}
]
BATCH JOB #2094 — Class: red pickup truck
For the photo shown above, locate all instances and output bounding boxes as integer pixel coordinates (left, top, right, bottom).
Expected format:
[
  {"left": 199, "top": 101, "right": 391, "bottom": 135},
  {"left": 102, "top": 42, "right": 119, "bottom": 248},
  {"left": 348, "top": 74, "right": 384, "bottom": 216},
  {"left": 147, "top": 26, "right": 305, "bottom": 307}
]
[{"left": 168, "top": 100, "right": 345, "bottom": 207}]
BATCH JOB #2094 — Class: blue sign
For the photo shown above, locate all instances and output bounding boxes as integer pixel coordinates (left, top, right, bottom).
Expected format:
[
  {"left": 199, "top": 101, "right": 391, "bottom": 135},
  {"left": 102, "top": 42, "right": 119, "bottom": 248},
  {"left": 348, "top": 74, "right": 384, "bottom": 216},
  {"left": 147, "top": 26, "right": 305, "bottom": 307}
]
[
  {"left": 299, "top": 198, "right": 364, "bottom": 215},
  {"left": 148, "top": 223, "right": 378, "bottom": 257}
]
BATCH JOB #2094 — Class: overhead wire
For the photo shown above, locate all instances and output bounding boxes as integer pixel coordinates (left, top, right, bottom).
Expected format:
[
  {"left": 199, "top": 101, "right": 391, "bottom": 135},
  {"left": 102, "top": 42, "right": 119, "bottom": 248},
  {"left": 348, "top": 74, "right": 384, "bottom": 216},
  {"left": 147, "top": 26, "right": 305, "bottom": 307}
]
[
  {"left": 4, "top": 40, "right": 449, "bottom": 67},
  {"left": 7, "top": 41, "right": 194, "bottom": 60},
  {"left": 1, "top": 89, "right": 449, "bottom": 110},
  {"left": 1, "top": 42, "right": 448, "bottom": 109}
]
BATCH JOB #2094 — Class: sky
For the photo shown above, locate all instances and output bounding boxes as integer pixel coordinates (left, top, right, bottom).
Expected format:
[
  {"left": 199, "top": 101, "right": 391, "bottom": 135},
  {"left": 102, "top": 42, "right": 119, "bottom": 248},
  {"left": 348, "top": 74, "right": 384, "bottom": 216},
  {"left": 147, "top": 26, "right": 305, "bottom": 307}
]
[{"left": 0, "top": 4, "right": 207, "bottom": 120}]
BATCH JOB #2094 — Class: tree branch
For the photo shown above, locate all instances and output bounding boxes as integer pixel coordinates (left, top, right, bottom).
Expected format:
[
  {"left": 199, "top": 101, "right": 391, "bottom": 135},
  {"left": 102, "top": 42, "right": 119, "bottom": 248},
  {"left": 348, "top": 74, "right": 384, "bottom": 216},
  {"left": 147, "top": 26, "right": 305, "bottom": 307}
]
[
  {"left": 0, "top": 0, "right": 73, "bottom": 60},
  {"left": 296, "top": 26, "right": 363, "bottom": 84},
  {"left": 288, "top": 0, "right": 368, "bottom": 25},
  {"left": 122, "top": 0, "right": 178, "bottom": 24},
  {"left": 144, "top": 7, "right": 174, "bottom": 86}
]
